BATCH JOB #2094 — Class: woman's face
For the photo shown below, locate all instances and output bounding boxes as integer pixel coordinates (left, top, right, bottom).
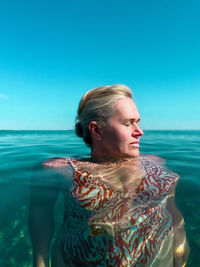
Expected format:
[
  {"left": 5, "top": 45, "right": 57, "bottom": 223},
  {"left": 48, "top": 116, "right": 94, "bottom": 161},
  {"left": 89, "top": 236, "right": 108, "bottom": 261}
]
[{"left": 100, "top": 97, "right": 143, "bottom": 159}]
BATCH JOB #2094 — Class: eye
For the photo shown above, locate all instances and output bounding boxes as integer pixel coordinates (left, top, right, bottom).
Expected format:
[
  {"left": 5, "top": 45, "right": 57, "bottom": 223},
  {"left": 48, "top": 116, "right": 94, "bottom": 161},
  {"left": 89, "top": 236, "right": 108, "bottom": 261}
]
[{"left": 123, "top": 122, "right": 131, "bottom": 126}]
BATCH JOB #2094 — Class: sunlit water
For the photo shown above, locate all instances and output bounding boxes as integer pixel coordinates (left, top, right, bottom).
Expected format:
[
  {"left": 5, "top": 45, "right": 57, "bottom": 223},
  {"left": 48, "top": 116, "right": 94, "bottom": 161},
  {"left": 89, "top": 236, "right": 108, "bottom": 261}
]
[{"left": 0, "top": 130, "right": 199, "bottom": 266}]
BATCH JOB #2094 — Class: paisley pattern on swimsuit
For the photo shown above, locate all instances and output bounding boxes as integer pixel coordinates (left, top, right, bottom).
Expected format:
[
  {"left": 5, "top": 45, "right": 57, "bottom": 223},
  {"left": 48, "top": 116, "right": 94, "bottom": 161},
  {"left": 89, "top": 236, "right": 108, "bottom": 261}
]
[{"left": 60, "top": 156, "right": 179, "bottom": 267}]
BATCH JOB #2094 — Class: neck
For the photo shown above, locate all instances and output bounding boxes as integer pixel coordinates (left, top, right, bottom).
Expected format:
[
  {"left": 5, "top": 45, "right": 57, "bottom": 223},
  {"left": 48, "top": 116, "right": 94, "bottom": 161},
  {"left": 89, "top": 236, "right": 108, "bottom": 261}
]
[{"left": 91, "top": 147, "right": 137, "bottom": 164}]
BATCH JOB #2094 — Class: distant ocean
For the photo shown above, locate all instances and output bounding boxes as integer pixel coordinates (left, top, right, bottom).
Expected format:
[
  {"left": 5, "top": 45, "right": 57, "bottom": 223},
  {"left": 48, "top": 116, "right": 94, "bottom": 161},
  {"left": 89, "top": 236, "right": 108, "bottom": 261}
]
[{"left": 0, "top": 130, "right": 199, "bottom": 266}]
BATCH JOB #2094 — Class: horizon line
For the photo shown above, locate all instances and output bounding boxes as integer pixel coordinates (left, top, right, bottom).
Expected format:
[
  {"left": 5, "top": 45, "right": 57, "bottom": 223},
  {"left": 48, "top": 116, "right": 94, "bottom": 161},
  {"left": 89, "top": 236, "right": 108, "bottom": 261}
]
[{"left": 1, "top": 129, "right": 200, "bottom": 131}]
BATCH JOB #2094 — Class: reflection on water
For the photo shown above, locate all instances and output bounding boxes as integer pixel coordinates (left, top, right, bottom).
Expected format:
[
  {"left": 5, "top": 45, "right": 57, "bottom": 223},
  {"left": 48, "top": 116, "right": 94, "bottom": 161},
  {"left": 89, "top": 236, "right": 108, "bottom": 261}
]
[{"left": 0, "top": 130, "right": 199, "bottom": 266}]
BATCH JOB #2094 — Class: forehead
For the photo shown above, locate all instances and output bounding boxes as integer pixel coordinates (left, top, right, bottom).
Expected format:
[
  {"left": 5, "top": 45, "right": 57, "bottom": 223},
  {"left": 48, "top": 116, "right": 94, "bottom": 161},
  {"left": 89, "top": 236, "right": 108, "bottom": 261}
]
[{"left": 112, "top": 97, "right": 140, "bottom": 118}]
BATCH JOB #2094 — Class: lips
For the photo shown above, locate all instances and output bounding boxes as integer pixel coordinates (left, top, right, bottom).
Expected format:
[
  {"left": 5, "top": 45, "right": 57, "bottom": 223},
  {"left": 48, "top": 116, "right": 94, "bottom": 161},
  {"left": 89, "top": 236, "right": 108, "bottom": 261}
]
[{"left": 130, "top": 141, "right": 139, "bottom": 147}]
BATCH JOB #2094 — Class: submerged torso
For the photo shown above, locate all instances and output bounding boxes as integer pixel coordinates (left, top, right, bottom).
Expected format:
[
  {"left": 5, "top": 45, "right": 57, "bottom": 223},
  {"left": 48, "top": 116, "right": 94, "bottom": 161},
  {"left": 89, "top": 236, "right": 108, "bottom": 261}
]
[{"left": 57, "top": 155, "right": 179, "bottom": 267}]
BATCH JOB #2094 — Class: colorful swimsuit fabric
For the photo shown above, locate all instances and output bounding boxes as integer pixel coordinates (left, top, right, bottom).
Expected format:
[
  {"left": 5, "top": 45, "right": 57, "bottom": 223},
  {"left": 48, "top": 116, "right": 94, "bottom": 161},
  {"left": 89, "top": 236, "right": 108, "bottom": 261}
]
[{"left": 59, "top": 156, "right": 179, "bottom": 267}]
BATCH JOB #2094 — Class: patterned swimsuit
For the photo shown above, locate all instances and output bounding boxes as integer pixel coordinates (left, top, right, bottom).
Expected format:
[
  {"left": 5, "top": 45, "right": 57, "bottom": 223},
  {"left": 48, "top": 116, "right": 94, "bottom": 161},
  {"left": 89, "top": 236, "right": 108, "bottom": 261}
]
[{"left": 59, "top": 156, "right": 179, "bottom": 267}]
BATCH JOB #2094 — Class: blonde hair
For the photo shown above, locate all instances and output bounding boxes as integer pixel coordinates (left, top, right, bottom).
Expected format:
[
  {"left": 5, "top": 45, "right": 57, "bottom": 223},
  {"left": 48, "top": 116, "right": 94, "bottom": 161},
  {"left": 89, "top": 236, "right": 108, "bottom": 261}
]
[{"left": 75, "top": 84, "right": 133, "bottom": 147}]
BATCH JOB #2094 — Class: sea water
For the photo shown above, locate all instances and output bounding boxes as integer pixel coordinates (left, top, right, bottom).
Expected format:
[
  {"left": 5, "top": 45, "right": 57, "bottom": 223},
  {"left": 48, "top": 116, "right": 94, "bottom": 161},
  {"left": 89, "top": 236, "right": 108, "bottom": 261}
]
[{"left": 0, "top": 130, "right": 199, "bottom": 266}]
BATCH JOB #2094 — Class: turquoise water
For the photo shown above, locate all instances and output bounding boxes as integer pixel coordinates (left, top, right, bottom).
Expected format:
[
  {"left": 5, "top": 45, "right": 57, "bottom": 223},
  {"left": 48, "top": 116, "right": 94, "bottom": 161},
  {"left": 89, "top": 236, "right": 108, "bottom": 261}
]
[{"left": 0, "top": 130, "right": 199, "bottom": 266}]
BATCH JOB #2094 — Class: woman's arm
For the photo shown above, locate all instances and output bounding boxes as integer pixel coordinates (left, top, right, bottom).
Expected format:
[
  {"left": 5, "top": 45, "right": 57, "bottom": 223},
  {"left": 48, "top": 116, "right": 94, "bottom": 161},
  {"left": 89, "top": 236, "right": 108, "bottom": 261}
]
[
  {"left": 166, "top": 194, "right": 190, "bottom": 267},
  {"left": 29, "top": 158, "right": 70, "bottom": 267},
  {"left": 29, "top": 184, "right": 59, "bottom": 267}
]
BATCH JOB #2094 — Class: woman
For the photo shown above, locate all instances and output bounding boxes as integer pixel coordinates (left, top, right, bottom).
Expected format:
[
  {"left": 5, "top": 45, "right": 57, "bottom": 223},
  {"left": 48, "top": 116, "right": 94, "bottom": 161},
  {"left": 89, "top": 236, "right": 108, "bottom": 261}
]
[{"left": 29, "top": 84, "right": 189, "bottom": 267}]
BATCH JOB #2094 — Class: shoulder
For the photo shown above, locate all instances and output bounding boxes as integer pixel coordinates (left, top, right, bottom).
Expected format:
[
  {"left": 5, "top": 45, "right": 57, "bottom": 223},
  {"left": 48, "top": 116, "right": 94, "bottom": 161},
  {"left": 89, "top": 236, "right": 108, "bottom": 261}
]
[
  {"left": 42, "top": 157, "right": 69, "bottom": 168},
  {"left": 140, "top": 154, "right": 180, "bottom": 185},
  {"left": 42, "top": 157, "right": 74, "bottom": 179},
  {"left": 140, "top": 154, "right": 166, "bottom": 167}
]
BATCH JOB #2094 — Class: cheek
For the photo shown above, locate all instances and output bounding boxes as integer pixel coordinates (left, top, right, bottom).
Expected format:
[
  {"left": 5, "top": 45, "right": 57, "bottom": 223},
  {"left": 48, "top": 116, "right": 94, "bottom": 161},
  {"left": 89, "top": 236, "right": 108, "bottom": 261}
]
[
  {"left": 110, "top": 130, "right": 129, "bottom": 145},
  {"left": 103, "top": 129, "right": 120, "bottom": 146}
]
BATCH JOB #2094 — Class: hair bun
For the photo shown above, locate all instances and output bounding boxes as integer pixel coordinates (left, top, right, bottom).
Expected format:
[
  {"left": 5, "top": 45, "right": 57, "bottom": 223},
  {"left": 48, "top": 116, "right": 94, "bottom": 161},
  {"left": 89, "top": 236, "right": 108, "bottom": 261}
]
[{"left": 75, "top": 121, "right": 83, "bottom": 137}]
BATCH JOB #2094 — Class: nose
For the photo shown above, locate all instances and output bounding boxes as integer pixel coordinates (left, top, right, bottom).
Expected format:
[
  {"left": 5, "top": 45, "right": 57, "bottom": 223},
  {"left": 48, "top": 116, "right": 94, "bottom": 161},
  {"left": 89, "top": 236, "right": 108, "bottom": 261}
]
[{"left": 132, "top": 123, "right": 144, "bottom": 137}]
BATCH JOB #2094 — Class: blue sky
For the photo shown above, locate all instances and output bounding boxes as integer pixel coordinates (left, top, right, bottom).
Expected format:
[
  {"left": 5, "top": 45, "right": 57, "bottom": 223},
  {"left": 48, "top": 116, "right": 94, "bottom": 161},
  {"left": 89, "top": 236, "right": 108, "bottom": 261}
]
[{"left": 0, "top": 0, "right": 200, "bottom": 130}]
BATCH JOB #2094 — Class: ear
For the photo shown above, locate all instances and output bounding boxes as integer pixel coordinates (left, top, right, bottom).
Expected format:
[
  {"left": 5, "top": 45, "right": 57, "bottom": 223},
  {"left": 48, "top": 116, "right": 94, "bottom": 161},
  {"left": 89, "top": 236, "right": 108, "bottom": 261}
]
[{"left": 89, "top": 121, "right": 103, "bottom": 141}]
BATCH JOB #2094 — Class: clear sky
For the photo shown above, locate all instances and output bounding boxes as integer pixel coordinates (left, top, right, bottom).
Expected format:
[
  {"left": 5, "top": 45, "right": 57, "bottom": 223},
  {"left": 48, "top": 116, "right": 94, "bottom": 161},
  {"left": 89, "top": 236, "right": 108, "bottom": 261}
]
[{"left": 0, "top": 0, "right": 200, "bottom": 130}]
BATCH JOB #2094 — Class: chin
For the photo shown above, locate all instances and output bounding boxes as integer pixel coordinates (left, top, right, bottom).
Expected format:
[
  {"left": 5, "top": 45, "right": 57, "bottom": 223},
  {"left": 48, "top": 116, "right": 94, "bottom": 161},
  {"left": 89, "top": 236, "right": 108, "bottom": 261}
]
[{"left": 128, "top": 149, "right": 140, "bottom": 158}]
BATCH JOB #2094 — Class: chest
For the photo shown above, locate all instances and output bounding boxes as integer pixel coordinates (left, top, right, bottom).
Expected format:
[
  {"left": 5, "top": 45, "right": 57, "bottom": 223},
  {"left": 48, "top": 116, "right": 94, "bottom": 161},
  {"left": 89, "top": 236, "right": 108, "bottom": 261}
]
[{"left": 68, "top": 159, "right": 178, "bottom": 212}]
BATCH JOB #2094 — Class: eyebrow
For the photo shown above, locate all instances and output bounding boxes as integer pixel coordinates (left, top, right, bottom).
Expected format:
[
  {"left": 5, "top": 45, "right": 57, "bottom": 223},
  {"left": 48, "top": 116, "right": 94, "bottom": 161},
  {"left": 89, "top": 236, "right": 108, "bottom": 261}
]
[{"left": 124, "top": 118, "right": 140, "bottom": 123}]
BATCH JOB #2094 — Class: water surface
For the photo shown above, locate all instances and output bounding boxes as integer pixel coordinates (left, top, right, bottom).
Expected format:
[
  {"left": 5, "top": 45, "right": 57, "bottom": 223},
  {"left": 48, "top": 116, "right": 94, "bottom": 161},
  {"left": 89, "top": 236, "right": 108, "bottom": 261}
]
[{"left": 0, "top": 130, "right": 199, "bottom": 266}]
